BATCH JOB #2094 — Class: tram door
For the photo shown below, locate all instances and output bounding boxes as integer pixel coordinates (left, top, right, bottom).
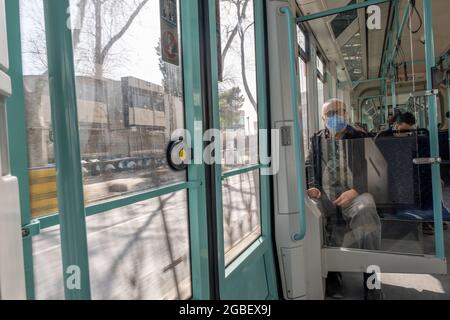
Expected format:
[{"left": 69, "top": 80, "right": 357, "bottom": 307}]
[
  {"left": 4, "top": 0, "right": 278, "bottom": 300},
  {"left": 5, "top": 0, "right": 214, "bottom": 300},
  {"left": 206, "top": 0, "right": 278, "bottom": 300}
]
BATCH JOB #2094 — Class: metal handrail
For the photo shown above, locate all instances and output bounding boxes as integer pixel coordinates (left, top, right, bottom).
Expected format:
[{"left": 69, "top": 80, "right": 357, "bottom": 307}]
[{"left": 280, "top": 6, "right": 307, "bottom": 241}]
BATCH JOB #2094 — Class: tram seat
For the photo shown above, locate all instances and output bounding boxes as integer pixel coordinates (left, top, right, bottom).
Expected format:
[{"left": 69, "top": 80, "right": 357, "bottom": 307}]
[
  {"left": 381, "top": 206, "right": 450, "bottom": 221},
  {"left": 373, "top": 134, "right": 450, "bottom": 222},
  {"left": 309, "top": 134, "right": 450, "bottom": 222}
]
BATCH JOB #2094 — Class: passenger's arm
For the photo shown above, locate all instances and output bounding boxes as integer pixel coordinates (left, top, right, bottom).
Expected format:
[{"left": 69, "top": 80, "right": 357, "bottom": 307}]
[{"left": 334, "top": 189, "right": 359, "bottom": 207}]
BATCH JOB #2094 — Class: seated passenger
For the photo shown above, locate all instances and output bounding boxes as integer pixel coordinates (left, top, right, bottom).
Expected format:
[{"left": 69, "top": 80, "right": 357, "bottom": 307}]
[
  {"left": 376, "top": 112, "right": 417, "bottom": 138},
  {"left": 306, "top": 99, "right": 382, "bottom": 300}
]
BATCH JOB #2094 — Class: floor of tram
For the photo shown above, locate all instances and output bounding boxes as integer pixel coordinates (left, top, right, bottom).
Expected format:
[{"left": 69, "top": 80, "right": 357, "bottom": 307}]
[{"left": 338, "top": 187, "right": 450, "bottom": 300}]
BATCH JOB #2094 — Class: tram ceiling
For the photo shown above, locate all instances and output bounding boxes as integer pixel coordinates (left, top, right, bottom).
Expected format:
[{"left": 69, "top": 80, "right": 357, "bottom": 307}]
[
  {"left": 296, "top": 0, "right": 449, "bottom": 87},
  {"left": 296, "top": 0, "right": 390, "bottom": 84}
]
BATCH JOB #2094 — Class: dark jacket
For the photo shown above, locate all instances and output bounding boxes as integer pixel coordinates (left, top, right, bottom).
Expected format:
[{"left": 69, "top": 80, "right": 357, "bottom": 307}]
[{"left": 306, "top": 125, "right": 369, "bottom": 196}]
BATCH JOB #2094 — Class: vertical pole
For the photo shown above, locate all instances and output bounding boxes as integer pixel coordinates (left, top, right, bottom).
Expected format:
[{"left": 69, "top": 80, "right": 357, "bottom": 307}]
[
  {"left": 43, "top": 0, "right": 91, "bottom": 298},
  {"left": 391, "top": 72, "right": 397, "bottom": 113},
  {"left": 423, "top": 0, "right": 445, "bottom": 259},
  {"left": 281, "top": 6, "right": 307, "bottom": 241}
]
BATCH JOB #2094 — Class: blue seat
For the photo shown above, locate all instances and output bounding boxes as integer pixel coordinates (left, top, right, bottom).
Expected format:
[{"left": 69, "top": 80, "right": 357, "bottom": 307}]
[
  {"left": 374, "top": 135, "right": 432, "bottom": 210},
  {"left": 375, "top": 134, "right": 450, "bottom": 222},
  {"left": 381, "top": 205, "right": 450, "bottom": 222}
]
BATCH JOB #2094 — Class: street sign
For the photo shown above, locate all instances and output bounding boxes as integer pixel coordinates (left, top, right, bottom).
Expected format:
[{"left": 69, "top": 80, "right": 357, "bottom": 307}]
[{"left": 160, "top": 0, "right": 179, "bottom": 66}]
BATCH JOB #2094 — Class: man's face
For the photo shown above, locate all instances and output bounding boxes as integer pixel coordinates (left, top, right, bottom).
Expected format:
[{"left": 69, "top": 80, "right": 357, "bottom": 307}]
[{"left": 322, "top": 102, "right": 347, "bottom": 127}]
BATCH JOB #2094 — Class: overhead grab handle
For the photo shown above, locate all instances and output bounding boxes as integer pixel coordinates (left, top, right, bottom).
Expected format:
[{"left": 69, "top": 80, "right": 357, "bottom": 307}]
[{"left": 280, "top": 6, "right": 307, "bottom": 242}]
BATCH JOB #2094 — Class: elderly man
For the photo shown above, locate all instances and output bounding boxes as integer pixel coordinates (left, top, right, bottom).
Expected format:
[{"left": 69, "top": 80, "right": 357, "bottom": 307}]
[{"left": 306, "top": 99, "right": 382, "bottom": 300}]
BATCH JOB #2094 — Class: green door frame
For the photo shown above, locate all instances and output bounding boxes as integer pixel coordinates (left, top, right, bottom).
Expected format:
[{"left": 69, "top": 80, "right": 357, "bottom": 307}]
[
  {"left": 4, "top": 0, "right": 35, "bottom": 300},
  {"left": 6, "top": 0, "right": 211, "bottom": 300},
  {"left": 207, "top": 0, "right": 278, "bottom": 299}
]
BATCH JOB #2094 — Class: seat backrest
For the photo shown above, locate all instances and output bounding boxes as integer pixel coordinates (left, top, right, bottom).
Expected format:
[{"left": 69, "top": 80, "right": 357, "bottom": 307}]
[{"left": 374, "top": 134, "right": 432, "bottom": 210}]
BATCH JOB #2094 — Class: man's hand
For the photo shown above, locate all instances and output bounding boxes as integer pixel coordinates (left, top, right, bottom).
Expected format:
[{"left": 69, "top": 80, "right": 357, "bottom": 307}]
[
  {"left": 334, "top": 189, "right": 359, "bottom": 207},
  {"left": 307, "top": 188, "right": 322, "bottom": 200}
]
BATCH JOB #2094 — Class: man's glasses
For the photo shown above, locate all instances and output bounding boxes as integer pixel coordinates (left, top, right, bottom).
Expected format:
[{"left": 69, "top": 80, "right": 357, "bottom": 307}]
[{"left": 326, "top": 110, "right": 346, "bottom": 117}]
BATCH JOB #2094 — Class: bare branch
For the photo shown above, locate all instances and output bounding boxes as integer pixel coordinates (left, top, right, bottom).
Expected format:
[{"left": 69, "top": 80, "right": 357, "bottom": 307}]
[{"left": 99, "top": 0, "right": 149, "bottom": 66}]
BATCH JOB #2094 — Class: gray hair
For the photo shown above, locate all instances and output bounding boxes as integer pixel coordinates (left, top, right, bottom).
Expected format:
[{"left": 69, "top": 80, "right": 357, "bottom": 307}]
[{"left": 322, "top": 99, "right": 347, "bottom": 116}]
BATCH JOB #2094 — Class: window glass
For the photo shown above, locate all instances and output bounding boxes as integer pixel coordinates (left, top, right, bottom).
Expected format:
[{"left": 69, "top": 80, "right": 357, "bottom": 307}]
[
  {"left": 217, "top": 0, "right": 262, "bottom": 266},
  {"left": 299, "top": 58, "right": 309, "bottom": 151},
  {"left": 87, "top": 191, "right": 191, "bottom": 300},
  {"left": 223, "top": 171, "right": 261, "bottom": 266},
  {"left": 316, "top": 56, "right": 325, "bottom": 78},
  {"left": 32, "top": 225, "right": 64, "bottom": 300},
  {"left": 19, "top": 0, "right": 58, "bottom": 219},
  {"left": 317, "top": 78, "right": 325, "bottom": 129},
  {"left": 297, "top": 26, "right": 307, "bottom": 55},
  {"left": 70, "top": 0, "right": 186, "bottom": 204},
  {"left": 217, "top": 0, "right": 259, "bottom": 172}
]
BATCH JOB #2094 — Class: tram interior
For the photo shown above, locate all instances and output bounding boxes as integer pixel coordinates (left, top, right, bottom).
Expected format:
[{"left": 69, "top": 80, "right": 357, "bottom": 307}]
[{"left": 295, "top": 0, "right": 450, "bottom": 298}]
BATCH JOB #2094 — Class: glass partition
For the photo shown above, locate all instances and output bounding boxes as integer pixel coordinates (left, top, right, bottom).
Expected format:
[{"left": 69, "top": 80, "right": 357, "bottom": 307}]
[
  {"left": 308, "top": 135, "right": 443, "bottom": 255},
  {"left": 301, "top": 1, "right": 448, "bottom": 257}
]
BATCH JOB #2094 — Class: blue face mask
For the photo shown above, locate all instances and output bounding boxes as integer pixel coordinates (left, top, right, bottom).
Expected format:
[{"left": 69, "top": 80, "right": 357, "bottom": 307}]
[{"left": 326, "top": 116, "right": 347, "bottom": 133}]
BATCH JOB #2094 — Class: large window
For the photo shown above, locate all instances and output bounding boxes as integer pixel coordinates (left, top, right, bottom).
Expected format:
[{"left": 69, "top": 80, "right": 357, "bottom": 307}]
[
  {"left": 70, "top": 0, "right": 186, "bottom": 204},
  {"left": 316, "top": 55, "right": 325, "bottom": 81},
  {"left": 297, "top": 25, "right": 308, "bottom": 61},
  {"left": 217, "top": 0, "right": 261, "bottom": 266},
  {"left": 297, "top": 25, "right": 309, "bottom": 149},
  {"left": 317, "top": 55, "right": 325, "bottom": 129},
  {"left": 299, "top": 58, "right": 309, "bottom": 150}
]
